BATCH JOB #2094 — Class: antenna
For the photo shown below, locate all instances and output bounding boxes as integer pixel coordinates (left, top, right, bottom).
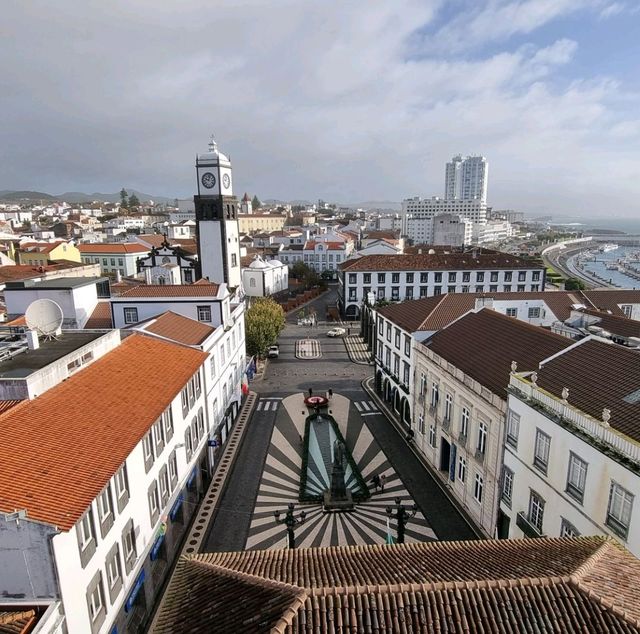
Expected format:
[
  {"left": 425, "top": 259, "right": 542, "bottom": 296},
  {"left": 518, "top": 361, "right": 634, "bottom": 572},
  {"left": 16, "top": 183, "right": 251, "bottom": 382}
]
[{"left": 25, "top": 299, "right": 64, "bottom": 339}]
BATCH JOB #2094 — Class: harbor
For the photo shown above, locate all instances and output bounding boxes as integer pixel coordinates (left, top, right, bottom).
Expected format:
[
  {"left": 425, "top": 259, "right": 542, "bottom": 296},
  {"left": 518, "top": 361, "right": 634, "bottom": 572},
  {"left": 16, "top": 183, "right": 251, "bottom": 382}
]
[{"left": 571, "top": 241, "right": 640, "bottom": 288}]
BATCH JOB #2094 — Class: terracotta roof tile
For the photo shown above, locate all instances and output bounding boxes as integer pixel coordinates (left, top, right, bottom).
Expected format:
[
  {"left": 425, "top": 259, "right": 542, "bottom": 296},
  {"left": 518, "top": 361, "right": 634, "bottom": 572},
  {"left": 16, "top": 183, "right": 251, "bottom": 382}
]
[
  {"left": 578, "top": 308, "right": 640, "bottom": 339},
  {"left": 0, "top": 609, "right": 36, "bottom": 634},
  {"left": 156, "top": 538, "right": 640, "bottom": 634},
  {"left": 0, "top": 335, "right": 207, "bottom": 530},
  {"left": 116, "top": 283, "right": 220, "bottom": 298},
  {"left": 0, "top": 400, "right": 21, "bottom": 415},
  {"left": 77, "top": 243, "right": 149, "bottom": 254},
  {"left": 84, "top": 301, "right": 113, "bottom": 329},
  {"left": 140, "top": 311, "right": 216, "bottom": 345},
  {"left": 582, "top": 290, "right": 640, "bottom": 314},
  {"left": 340, "top": 253, "right": 543, "bottom": 272},
  {"left": 535, "top": 339, "right": 640, "bottom": 443},
  {"left": 425, "top": 309, "right": 572, "bottom": 398}
]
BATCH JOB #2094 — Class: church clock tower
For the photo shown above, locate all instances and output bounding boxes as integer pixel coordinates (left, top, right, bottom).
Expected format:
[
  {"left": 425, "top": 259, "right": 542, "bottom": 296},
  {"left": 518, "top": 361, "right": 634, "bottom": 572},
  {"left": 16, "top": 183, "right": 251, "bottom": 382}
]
[{"left": 194, "top": 136, "right": 241, "bottom": 287}]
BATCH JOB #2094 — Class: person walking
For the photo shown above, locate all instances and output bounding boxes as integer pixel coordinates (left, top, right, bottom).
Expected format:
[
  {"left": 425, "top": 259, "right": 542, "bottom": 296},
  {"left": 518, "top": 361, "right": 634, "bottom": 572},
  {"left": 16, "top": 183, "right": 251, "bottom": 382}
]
[
  {"left": 379, "top": 474, "right": 386, "bottom": 492},
  {"left": 371, "top": 474, "right": 380, "bottom": 491}
]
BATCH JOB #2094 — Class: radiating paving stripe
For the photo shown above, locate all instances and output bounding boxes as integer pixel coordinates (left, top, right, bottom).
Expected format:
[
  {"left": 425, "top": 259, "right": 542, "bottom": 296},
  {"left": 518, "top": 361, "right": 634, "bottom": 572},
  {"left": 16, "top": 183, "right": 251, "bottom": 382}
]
[
  {"left": 295, "top": 339, "right": 322, "bottom": 359},
  {"left": 245, "top": 395, "right": 437, "bottom": 549}
]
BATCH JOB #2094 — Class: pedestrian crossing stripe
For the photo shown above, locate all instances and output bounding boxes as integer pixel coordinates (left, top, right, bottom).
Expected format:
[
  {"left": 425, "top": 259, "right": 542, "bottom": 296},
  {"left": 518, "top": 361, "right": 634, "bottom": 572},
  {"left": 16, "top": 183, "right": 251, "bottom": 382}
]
[
  {"left": 354, "top": 401, "right": 378, "bottom": 413},
  {"left": 257, "top": 400, "right": 279, "bottom": 411}
]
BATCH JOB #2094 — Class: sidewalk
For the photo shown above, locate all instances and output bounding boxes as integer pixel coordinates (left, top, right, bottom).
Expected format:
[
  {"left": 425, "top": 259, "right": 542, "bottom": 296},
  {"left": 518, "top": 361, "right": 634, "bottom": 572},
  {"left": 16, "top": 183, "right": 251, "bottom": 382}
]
[
  {"left": 343, "top": 334, "right": 372, "bottom": 365},
  {"left": 362, "top": 376, "right": 484, "bottom": 540}
]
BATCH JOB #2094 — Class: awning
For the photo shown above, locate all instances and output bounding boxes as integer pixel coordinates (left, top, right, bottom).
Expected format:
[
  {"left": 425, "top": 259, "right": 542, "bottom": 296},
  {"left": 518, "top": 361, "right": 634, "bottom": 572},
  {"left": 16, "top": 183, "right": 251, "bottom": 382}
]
[
  {"left": 169, "top": 494, "right": 184, "bottom": 521},
  {"left": 124, "top": 569, "right": 145, "bottom": 613}
]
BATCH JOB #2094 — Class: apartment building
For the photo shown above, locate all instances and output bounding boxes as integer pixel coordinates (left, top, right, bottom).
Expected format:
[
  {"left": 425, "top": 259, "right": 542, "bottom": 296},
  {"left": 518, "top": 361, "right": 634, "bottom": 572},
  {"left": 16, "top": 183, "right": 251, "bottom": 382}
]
[
  {"left": 0, "top": 334, "right": 213, "bottom": 633},
  {"left": 79, "top": 243, "right": 150, "bottom": 277},
  {"left": 408, "top": 309, "right": 571, "bottom": 536},
  {"left": 339, "top": 252, "right": 545, "bottom": 319},
  {"left": 501, "top": 338, "right": 640, "bottom": 557}
]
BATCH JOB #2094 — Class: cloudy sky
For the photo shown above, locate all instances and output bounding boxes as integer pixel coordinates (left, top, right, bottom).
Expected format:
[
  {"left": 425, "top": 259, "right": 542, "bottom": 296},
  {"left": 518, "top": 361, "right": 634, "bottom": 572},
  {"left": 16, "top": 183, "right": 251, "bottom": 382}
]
[{"left": 2, "top": 0, "right": 639, "bottom": 216}]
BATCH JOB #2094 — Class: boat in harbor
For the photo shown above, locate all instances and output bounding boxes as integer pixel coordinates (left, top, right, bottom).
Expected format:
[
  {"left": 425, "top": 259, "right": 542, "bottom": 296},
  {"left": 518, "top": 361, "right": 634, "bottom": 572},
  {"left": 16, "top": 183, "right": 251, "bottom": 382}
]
[{"left": 599, "top": 243, "right": 619, "bottom": 253}]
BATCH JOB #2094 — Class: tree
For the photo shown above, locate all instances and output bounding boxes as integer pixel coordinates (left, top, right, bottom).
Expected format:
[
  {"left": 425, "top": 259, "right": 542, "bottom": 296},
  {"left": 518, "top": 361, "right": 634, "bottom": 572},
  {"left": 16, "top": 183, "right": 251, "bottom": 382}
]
[
  {"left": 245, "top": 298, "right": 286, "bottom": 357},
  {"left": 128, "top": 193, "right": 140, "bottom": 208},
  {"left": 119, "top": 188, "right": 128, "bottom": 208},
  {"left": 252, "top": 194, "right": 262, "bottom": 209},
  {"left": 290, "top": 261, "right": 311, "bottom": 280},
  {"left": 564, "top": 277, "right": 586, "bottom": 291}
]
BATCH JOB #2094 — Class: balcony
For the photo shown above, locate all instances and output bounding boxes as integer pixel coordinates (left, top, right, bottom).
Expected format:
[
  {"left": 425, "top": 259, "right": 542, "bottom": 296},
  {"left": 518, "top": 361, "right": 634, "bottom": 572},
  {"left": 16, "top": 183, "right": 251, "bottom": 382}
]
[
  {"left": 458, "top": 431, "right": 467, "bottom": 445},
  {"left": 474, "top": 448, "right": 485, "bottom": 463},
  {"left": 516, "top": 511, "right": 544, "bottom": 538},
  {"left": 441, "top": 416, "right": 451, "bottom": 431}
]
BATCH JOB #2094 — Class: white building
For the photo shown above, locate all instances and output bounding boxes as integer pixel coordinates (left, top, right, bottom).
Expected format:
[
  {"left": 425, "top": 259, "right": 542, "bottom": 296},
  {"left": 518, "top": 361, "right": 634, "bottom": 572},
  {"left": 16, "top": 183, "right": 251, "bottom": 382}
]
[
  {"left": 404, "top": 309, "right": 571, "bottom": 537},
  {"left": 0, "top": 333, "right": 214, "bottom": 634},
  {"left": 242, "top": 255, "right": 288, "bottom": 298},
  {"left": 501, "top": 338, "right": 640, "bottom": 557},
  {"left": 78, "top": 243, "right": 150, "bottom": 277},
  {"left": 474, "top": 219, "right": 515, "bottom": 244},
  {"left": 339, "top": 252, "right": 545, "bottom": 319},
  {"left": 401, "top": 197, "right": 486, "bottom": 244},
  {"left": 445, "top": 154, "right": 488, "bottom": 203},
  {"left": 432, "top": 214, "right": 473, "bottom": 247}
]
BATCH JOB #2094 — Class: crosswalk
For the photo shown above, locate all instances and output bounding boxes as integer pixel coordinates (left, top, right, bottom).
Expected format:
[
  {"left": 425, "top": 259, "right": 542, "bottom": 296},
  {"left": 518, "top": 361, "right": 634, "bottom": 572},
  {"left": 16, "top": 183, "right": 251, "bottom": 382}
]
[
  {"left": 354, "top": 400, "right": 380, "bottom": 416},
  {"left": 256, "top": 399, "right": 281, "bottom": 412},
  {"left": 295, "top": 339, "right": 322, "bottom": 359}
]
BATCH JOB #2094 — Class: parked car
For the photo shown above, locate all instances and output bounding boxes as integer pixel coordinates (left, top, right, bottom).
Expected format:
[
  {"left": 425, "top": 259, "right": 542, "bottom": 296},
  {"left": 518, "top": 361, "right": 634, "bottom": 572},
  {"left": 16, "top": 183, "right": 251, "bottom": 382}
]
[
  {"left": 327, "top": 327, "right": 346, "bottom": 337},
  {"left": 267, "top": 345, "right": 280, "bottom": 358}
]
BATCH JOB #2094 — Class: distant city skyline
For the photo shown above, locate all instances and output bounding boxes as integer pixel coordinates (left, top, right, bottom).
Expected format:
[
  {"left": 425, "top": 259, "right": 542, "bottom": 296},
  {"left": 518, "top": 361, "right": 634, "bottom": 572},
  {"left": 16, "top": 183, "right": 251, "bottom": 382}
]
[{"left": 2, "top": 1, "right": 640, "bottom": 217}]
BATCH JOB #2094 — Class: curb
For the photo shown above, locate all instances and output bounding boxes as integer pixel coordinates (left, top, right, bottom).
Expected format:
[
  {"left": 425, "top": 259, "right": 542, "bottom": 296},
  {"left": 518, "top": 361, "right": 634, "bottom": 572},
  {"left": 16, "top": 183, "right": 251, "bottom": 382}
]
[{"left": 361, "top": 376, "right": 484, "bottom": 540}]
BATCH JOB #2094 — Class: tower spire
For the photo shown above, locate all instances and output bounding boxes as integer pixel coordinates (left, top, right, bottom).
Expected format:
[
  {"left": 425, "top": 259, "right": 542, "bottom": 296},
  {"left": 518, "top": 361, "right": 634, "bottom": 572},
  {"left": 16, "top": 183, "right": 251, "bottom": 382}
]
[{"left": 208, "top": 134, "right": 218, "bottom": 153}]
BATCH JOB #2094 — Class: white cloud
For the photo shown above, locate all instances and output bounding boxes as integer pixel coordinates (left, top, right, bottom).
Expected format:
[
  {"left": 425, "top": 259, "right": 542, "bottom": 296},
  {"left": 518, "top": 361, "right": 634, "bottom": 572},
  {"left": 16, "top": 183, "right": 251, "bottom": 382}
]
[{"left": 0, "top": 0, "right": 639, "bottom": 216}]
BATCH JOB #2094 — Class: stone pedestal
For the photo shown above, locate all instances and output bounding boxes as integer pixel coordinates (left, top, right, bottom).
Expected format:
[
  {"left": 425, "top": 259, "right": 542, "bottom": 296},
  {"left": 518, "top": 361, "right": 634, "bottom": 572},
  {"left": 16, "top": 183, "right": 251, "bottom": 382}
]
[{"left": 323, "top": 490, "right": 355, "bottom": 512}]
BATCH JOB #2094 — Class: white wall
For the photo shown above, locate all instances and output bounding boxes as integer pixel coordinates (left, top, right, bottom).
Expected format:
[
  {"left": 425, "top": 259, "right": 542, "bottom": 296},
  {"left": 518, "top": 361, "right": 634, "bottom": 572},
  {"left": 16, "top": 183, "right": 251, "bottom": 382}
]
[{"left": 111, "top": 298, "right": 226, "bottom": 329}]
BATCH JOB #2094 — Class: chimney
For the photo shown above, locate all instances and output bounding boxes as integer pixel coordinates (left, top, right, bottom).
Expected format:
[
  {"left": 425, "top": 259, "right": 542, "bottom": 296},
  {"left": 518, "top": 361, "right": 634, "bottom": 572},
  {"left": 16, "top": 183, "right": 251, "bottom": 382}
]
[{"left": 26, "top": 330, "right": 39, "bottom": 350}]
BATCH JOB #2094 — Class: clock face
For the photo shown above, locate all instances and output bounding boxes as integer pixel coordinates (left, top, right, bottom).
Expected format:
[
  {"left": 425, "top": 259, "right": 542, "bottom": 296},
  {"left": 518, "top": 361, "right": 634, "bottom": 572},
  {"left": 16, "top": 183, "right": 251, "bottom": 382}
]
[
  {"left": 201, "top": 172, "right": 216, "bottom": 189},
  {"left": 222, "top": 173, "right": 231, "bottom": 189}
]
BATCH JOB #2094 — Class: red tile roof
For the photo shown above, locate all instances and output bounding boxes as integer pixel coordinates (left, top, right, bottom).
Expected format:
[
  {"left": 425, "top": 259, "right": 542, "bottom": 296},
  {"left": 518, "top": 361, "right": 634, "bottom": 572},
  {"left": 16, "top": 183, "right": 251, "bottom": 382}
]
[
  {"left": 582, "top": 290, "right": 640, "bottom": 314},
  {"left": 535, "top": 339, "right": 640, "bottom": 443},
  {"left": 155, "top": 538, "right": 640, "bottom": 633},
  {"left": 0, "top": 400, "right": 21, "bottom": 415},
  {"left": 78, "top": 243, "right": 149, "bottom": 254},
  {"left": 116, "top": 283, "right": 220, "bottom": 298},
  {"left": 85, "top": 302, "right": 113, "bottom": 329},
  {"left": 0, "top": 335, "right": 207, "bottom": 530},
  {"left": 578, "top": 308, "right": 640, "bottom": 339},
  {"left": 0, "top": 264, "right": 81, "bottom": 284},
  {"left": 19, "top": 241, "right": 69, "bottom": 254},
  {"left": 425, "top": 309, "right": 571, "bottom": 398},
  {"left": 341, "top": 253, "right": 543, "bottom": 272},
  {"left": 140, "top": 311, "right": 216, "bottom": 345}
]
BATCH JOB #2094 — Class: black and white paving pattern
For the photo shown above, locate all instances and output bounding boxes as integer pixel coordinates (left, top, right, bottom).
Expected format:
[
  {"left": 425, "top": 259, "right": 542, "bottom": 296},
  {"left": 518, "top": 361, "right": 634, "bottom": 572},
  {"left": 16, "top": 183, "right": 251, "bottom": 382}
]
[{"left": 245, "top": 393, "right": 437, "bottom": 550}]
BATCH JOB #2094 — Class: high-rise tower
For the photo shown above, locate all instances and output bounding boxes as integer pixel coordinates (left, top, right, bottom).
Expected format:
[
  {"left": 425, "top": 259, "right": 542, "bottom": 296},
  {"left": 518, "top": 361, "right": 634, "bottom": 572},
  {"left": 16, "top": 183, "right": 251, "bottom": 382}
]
[
  {"left": 194, "top": 136, "right": 241, "bottom": 287},
  {"left": 444, "top": 155, "right": 488, "bottom": 204}
]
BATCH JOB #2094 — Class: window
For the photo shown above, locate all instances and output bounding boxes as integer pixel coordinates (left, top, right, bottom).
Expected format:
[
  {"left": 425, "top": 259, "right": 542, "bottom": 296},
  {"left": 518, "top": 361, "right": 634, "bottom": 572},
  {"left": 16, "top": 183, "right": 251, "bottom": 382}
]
[
  {"left": 110, "top": 258, "right": 115, "bottom": 266},
  {"left": 377, "top": 273, "right": 385, "bottom": 283},
  {"left": 430, "top": 382, "right": 439, "bottom": 409},
  {"left": 122, "top": 520, "right": 136, "bottom": 569},
  {"left": 434, "top": 286, "right": 442, "bottom": 296},
  {"left": 606, "top": 482, "right": 634, "bottom": 538},
  {"left": 444, "top": 393, "right": 453, "bottom": 421},
  {"left": 115, "top": 465, "right": 128, "bottom": 501},
  {"left": 143, "top": 432, "right": 154, "bottom": 470},
  {"left": 418, "top": 413, "right": 424, "bottom": 434},
  {"left": 391, "top": 287, "right": 400, "bottom": 300},
  {"left": 428, "top": 425, "right": 436, "bottom": 447},
  {"left": 448, "top": 286, "right": 456, "bottom": 294},
  {"left": 378, "top": 319, "right": 384, "bottom": 335},
  {"left": 169, "top": 450, "right": 178, "bottom": 488},
  {"left": 503, "top": 285, "right": 512, "bottom": 292},
  {"left": 477, "top": 421, "right": 487, "bottom": 455},
  {"left": 148, "top": 481, "right": 160, "bottom": 525},
  {"left": 532, "top": 271, "right": 541, "bottom": 281},
  {"left": 528, "top": 307, "right": 541, "bottom": 319},
  {"left": 394, "top": 328, "right": 400, "bottom": 348},
  {"left": 363, "top": 273, "right": 371, "bottom": 284},
  {"left": 518, "top": 271, "right": 526, "bottom": 282},
  {"left": 123, "top": 307, "right": 138, "bottom": 324},
  {"left": 460, "top": 407, "right": 469, "bottom": 437},
  {"left": 392, "top": 273, "right": 400, "bottom": 283},
  {"left": 489, "top": 285, "right": 498, "bottom": 293},
  {"left": 220, "top": 343, "right": 226, "bottom": 365},
  {"left": 419, "top": 372, "right": 427, "bottom": 396},
  {"left": 164, "top": 408, "right": 174, "bottom": 441},
  {"left": 560, "top": 518, "right": 580, "bottom": 537},
  {"left": 448, "top": 272, "right": 456, "bottom": 283},
  {"left": 98, "top": 487, "right": 112, "bottom": 524},
  {"left": 490, "top": 271, "right": 498, "bottom": 282},
  {"left": 420, "top": 272, "right": 428, "bottom": 283},
  {"left": 475, "top": 285, "right": 484, "bottom": 293},
  {"left": 406, "top": 287, "right": 413, "bottom": 299},
  {"left": 231, "top": 253, "right": 237, "bottom": 267},
  {"left": 79, "top": 510, "right": 95, "bottom": 549},
  {"left": 504, "top": 271, "right": 513, "bottom": 282},
  {"left": 474, "top": 473, "right": 484, "bottom": 503},
  {"left": 403, "top": 362, "right": 410, "bottom": 386},
  {"left": 153, "top": 418, "right": 165, "bottom": 454},
  {"left": 419, "top": 286, "right": 428, "bottom": 297},
  {"left": 406, "top": 273, "right": 414, "bottom": 283},
  {"left": 434, "top": 272, "right": 442, "bottom": 283},
  {"left": 87, "top": 574, "right": 105, "bottom": 624},
  {"left": 533, "top": 429, "right": 551, "bottom": 473},
  {"left": 506, "top": 307, "right": 518, "bottom": 318},
  {"left": 458, "top": 457, "right": 467, "bottom": 482},
  {"left": 517, "top": 284, "right": 525, "bottom": 292},
  {"left": 462, "top": 272, "right": 470, "bottom": 282},
  {"left": 566, "top": 453, "right": 588, "bottom": 503},
  {"left": 528, "top": 491, "right": 545, "bottom": 533},
  {"left": 621, "top": 304, "right": 632, "bottom": 318},
  {"left": 502, "top": 467, "right": 514, "bottom": 506},
  {"left": 185, "top": 427, "right": 193, "bottom": 461},
  {"left": 404, "top": 335, "right": 411, "bottom": 357},
  {"left": 506, "top": 410, "right": 519, "bottom": 449},
  {"left": 349, "top": 273, "right": 357, "bottom": 284},
  {"left": 476, "top": 272, "right": 484, "bottom": 283},
  {"left": 386, "top": 323, "right": 392, "bottom": 342},
  {"left": 159, "top": 466, "right": 170, "bottom": 504},
  {"left": 118, "top": 258, "right": 124, "bottom": 266},
  {"left": 106, "top": 546, "right": 121, "bottom": 590}
]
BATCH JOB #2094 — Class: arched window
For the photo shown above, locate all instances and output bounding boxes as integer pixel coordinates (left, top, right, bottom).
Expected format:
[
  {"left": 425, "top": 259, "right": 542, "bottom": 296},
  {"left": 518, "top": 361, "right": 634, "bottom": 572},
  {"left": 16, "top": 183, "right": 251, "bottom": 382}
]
[{"left": 158, "top": 276, "right": 166, "bottom": 285}]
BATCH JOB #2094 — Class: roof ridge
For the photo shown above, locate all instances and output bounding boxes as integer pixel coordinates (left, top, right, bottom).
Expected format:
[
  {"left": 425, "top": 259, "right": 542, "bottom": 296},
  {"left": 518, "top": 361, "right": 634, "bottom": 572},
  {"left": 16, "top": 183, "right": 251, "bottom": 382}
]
[
  {"left": 417, "top": 293, "right": 449, "bottom": 329},
  {"left": 570, "top": 539, "right": 619, "bottom": 580}
]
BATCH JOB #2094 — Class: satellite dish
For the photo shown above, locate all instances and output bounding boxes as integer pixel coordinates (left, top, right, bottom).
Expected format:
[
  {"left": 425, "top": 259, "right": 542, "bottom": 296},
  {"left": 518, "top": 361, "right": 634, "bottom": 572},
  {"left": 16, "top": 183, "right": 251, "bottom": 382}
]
[{"left": 25, "top": 299, "right": 64, "bottom": 338}]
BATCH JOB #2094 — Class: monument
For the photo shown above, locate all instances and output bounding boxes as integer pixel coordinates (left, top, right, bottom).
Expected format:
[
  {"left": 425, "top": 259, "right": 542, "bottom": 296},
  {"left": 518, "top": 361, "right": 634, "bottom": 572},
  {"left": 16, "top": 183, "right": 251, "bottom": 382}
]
[{"left": 323, "top": 439, "right": 354, "bottom": 511}]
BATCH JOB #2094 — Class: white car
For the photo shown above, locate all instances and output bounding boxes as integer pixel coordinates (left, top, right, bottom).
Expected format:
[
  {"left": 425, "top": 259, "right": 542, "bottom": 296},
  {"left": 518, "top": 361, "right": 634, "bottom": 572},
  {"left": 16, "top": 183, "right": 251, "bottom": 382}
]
[
  {"left": 327, "top": 327, "right": 346, "bottom": 337},
  {"left": 267, "top": 345, "right": 280, "bottom": 358}
]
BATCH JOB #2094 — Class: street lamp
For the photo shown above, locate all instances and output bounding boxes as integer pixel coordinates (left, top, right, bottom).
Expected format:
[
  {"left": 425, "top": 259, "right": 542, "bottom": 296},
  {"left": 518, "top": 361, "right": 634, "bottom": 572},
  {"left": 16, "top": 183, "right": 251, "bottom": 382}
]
[
  {"left": 386, "top": 498, "right": 418, "bottom": 544},
  {"left": 274, "top": 502, "right": 306, "bottom": 549}
]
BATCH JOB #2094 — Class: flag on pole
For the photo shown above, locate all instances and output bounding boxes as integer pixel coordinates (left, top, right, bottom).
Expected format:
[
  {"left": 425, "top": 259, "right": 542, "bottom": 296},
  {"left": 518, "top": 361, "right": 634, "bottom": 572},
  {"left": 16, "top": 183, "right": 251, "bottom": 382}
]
[{"left": 386, "top": 517, "right": 395, "bottom": 545}]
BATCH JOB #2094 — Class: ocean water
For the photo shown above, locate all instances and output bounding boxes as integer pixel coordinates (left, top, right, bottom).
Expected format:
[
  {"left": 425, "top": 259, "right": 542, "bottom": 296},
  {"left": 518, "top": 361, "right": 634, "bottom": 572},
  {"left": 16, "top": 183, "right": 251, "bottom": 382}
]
[
  {"left": 579, "top": 245, "right": 640, "bottom": 289},
  {"left": 552, "top": 216, "right": 640, "bottom": 235}
]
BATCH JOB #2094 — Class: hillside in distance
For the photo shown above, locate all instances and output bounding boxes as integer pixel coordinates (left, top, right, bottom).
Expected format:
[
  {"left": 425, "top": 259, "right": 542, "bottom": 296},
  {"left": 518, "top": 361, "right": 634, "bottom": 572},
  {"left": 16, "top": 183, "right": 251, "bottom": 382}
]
[{"left": 0, "top": 189, "right": 175, "bottom": 204}]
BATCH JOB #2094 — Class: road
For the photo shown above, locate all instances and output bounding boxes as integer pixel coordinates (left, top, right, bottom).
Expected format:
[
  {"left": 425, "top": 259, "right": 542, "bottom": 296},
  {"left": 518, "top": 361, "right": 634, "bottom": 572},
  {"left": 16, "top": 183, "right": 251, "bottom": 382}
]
[{"left": 202, "top": 304, "right": 477, "bottom": 551}]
